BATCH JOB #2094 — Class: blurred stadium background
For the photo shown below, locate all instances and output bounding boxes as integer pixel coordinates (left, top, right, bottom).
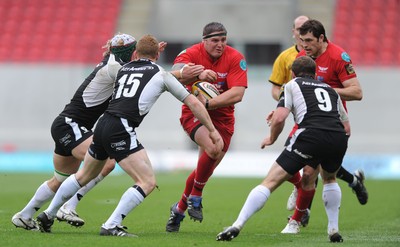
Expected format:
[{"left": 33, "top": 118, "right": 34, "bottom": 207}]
[{"left": 0, "top": 0, "right": 399, "bottom": 178}]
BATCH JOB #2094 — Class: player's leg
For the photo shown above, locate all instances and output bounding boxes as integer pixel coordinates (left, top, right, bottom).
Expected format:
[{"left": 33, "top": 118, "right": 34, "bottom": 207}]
[
  {"left": 12, "top": 154, "right": 81, "bottom": 231},
  {"left": 216, "top": 161, "right": 291, "bottom": 241},
  {"left": 283, "top": 165, "right": 317, "bottom": 233},
  {"left": 167, "top": 122, "right": 227, "bottom": 231},
  {"left": 12, "top": 117, "right": 85, "bottom": 230},
  {"left": 186, "top": 125, "right": 226, "bottom": 222},
  {"left": 286, "top": 171, "right": 302, "bottom": 210},
  {"left": 100, "top": 149, "right": 156, "bottom": 237},
  {"left": 336, "top": 166, "right": 368, "bottom": 204},
  {"left": 37, "top": 152, "right": 107, "bottom": 233},
  {"left": 320, "top": 169, "right": 343, "bottom": 243},
  {"left": 57, "top": 158, "right": 116, "bottom": 226}
]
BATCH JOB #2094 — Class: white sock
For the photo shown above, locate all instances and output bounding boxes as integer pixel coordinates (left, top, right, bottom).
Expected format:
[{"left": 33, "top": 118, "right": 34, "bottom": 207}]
[
  {"left": 103, "top": 186, "right": 144, "bottom": 229},
  {"left": 20, "top": 181, "right": 55, "bottom": 218},
  {"left": 44, "top": 175, "right": 81, "bottom": 218},
  {"left": 63, "top": 174, "right": 104, "bottom": 210},
  {"left": 323, "top": 182, "right": 341, "bottom": 234},
  {"left": 232, "top": 185, "right": 270, "bottom": 230}
]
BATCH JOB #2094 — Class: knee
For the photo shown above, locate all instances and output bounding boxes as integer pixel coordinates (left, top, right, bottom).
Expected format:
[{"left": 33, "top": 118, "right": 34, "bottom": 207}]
[
  {"left": 205, "top": 146, "right": 223, "bottom": 160},
  {"left": 48, "top": 176, "right": 64, "bottom": 191},
  {"left": 301, "top": 173, "right": 315, "bottom": 189}
]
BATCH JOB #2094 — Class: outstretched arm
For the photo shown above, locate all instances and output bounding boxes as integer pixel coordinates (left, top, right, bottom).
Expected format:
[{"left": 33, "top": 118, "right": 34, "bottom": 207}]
[
  {"left": 261, "top": 107, "right": 290, "bottom": 148},
  {"left": 170, "top": 63, "right": 205, "bottom": 84}
]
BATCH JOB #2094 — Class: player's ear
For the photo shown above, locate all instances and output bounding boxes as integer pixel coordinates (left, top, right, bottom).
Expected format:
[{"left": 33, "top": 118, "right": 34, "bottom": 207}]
[{"left": 132, "top": 50, "right": 138, "bottom": 60}]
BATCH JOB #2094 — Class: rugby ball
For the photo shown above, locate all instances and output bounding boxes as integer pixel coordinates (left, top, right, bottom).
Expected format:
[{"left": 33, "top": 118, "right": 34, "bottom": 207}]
[{"left": 191, "top": 81, "right": 220, "bottom": 99}]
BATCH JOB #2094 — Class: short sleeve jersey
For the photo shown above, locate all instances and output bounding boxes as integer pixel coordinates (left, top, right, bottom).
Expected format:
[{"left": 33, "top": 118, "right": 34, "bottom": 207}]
[
  {"left": 297, "top": 41, "right": 357, "bottom": 110},
  {"left": 106, "top": 59, "right": 190, "bottom": 127},
  {"left": 174, "top": 43, "right": 248, "bottom": 121},
  {"left": 269, "top": 45, "right": 299, "bottom": 86},
  {"left": 278, "top": 77, "right": 345, "bottom": 133},
  {"left": 60, "top": 54, "right": 123, "bottom": 129}
]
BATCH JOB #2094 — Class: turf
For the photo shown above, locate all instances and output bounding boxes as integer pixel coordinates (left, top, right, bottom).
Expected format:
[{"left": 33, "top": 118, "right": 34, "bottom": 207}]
[{"left": 1, "top": 172, "right": 399, "bottom": 247}]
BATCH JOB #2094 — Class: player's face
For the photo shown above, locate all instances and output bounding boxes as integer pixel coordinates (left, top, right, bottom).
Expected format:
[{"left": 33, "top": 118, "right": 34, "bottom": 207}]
[
  {"left": 299, "top": 32, "right": 324, "bottom": 58},
  {"left": 203, "top": 35, "right": 227, "bottom": 60}
]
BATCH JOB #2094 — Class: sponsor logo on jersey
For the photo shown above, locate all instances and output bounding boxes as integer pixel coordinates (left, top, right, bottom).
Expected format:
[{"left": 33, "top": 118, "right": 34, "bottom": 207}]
[
  {"left": 302, "top": 81, "right": 329, "bottom": 88},
  {"left": 217, "top": 72, "right": 227, "bottom": 78},
  {"left": 240, "top": 59, "right": 247, "bottom": 70},
  {"left": 317, "top": 66, "right": 328, "bottom": 73},
  {"left": 317, "top": 76, "right": 325, "bottom": 82},
  {"left": 345, "top": 64, "right": 355, "bottom": 75},
  {"left": 341, "top": 52, "right": 351, "bottom": 62},
  {"left": 120, "top": 65, "right": 154, "bottom": 71}
]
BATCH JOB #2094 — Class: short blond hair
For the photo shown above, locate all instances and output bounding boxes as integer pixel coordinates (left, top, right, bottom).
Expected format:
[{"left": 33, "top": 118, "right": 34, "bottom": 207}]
[{"left": 136, "top": 35, "right": 159, "bottom": 59}]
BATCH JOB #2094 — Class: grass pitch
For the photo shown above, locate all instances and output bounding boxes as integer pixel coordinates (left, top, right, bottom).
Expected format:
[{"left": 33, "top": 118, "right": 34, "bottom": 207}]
[{"left": 1, "top": 172, "right": 399, "bottom": 247}]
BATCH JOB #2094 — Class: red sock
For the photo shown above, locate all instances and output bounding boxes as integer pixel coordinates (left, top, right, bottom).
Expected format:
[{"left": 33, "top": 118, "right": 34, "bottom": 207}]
[
  {"left": 292, "top": 187, "right": 315, "bottom": 222},
  {"left": 288, "top": 171, "right": 302, "bottom": 189},
  {"left": 177, "top": 170, "right": 196, "bottom": 212},
  {"left": 190, "top": 152, "right": 217, "bottom": 197}
]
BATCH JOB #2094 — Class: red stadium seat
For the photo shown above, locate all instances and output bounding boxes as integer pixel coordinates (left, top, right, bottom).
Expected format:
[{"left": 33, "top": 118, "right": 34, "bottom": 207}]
[
  {"left": 333, "top": 0, "right": 400, "bottom": 66},
  {"left": 0, "top": 0, "right": 122, "bottom": 64}
]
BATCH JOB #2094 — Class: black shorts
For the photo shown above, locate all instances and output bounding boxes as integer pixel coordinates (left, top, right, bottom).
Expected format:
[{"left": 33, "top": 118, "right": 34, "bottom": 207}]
[
  {"left": 89, "top": 113, "right": 144, "bottom": 163},
  {"left": 276, "top": 128, "right": 349, "bottom": 175},
  {"left": 51, "top": 115, "right": 93, "bottom": 156}
]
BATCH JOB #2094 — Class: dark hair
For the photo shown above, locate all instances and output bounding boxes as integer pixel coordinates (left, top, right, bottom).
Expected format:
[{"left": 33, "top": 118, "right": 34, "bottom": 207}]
[
  {"left": 298, "top": 19, "right": 328, "bottom": 42},
  {"left": 291, "top": 56, "right": 316, "bottom": 78},
  {"left": 202, "top": 22, "right": 227, "bottom": 37}
]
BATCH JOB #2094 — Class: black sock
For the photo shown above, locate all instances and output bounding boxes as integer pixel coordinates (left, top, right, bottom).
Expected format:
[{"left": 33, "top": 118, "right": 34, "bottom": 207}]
[{"left": 336, "top": 166, "right": 355, "bottom": 185}]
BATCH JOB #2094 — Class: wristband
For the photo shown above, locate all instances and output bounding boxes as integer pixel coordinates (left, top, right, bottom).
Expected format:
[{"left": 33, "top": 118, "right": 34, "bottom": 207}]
[
  {"left": 205, "top": 99, "right": 209, "bottom": 109},
  {"left": 179, "top": 67, "right": 184, "bottom": 79}
]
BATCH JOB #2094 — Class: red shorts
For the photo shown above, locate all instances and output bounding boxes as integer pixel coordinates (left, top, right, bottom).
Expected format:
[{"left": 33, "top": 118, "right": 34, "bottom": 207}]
[{"left": 180, "top": 111, "right": 234, "bottom": 152}]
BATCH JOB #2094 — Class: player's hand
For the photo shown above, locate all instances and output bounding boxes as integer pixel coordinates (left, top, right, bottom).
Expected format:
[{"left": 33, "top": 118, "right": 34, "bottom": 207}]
[
  {"left": 198, "top": 69, "right": 217, "bottom": 82},
  {"left": 209, "top": 130, "right": 224, "bottom": 151},
  {"left": 181, "top": 63, "right": 205, "bottom": 79},
  {"left": 266, "top": 110, "right": 274, "bottom": 126},
  {"left": 195, "top": 92, "right": 207, "bottom": 105},
  {"left": 261, "top": 136, "right": 273, "bottom": 149},
  {"left": 158, "top": 41, "right": 167, "bottom": 52}
]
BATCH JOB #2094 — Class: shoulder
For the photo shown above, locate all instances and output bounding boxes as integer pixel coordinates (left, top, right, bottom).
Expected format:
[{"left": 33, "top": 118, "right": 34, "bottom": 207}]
[
  {"left": 326, "top": 41, "right": 352, "bottom": 63},
  {"left": 225, "top": 45, "right": 244, "bottom": 58},
  {"left": 281, "top": 45, "right": 297, "bottom": 56},
  {"left": 277, "top": 46, "right": 298, "bottom": 62},
  {"left": 296, "top": 49, "right": 306, "bottom": 58},
  {"left": 180, "top": 43, "right": 202, "bottom": 55},
  {"left": 224, "top": 46, "right": 246, "bottom": 66}
]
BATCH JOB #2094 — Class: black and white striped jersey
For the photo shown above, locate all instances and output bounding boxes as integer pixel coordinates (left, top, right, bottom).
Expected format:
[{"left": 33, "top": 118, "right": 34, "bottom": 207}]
[
  {"left": 278, "top": 77, "right": 346, "bottom": 132},
  {"left": 106, "top": 59, "right": 190, "bottom": 126},
  {"left": 59, "top": 54, "right": 123, "bottom": 129}
]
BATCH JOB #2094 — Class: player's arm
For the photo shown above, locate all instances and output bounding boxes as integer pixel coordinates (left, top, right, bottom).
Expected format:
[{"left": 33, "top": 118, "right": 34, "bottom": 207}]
[
  {"left": 170, "top": 63, "right": 205, "bottom": 85},
  {"left": 338, "top": 97, "right": 351, "bottom": 135},
  {"left": 184, "top": 94, "right": 223, "bottom": 149},
  {"left": 204, "top": 86, "right": 245, "bottom": 110},
  {"left": 335, "top": 77, "right": 363, "bottom": 101},
  {"left": 163, "top": 71, "right": 222, "bottom": 148},
  {"left": 261, "top": 106, "right": 290, "bottom": 148},
  {"left": 271, "top": 84, "right": 282, "bottom": 101}
]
